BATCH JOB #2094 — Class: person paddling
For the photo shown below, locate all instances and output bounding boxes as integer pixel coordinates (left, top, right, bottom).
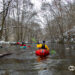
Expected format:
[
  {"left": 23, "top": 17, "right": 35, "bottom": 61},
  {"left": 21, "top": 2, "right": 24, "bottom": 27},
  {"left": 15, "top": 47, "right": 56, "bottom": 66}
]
[
  {"left": 36, "top": 41, "right": 49, "bottom": 51},
  {"left": 20, "top": 42, "right": 26, "bottom": 46},
  {"left": 36, "top": 41, "right": 49, "bottom": 58},
  {"left": 20, "top": 42, "right": 26, "bottom": 49}
]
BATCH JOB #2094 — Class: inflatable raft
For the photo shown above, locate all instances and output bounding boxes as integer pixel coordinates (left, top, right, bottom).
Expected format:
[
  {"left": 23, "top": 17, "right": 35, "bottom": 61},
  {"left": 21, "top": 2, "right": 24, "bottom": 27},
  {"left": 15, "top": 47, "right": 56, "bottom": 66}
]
[{"left": 35, "top": 49, "right": 49, "bottom": 57}]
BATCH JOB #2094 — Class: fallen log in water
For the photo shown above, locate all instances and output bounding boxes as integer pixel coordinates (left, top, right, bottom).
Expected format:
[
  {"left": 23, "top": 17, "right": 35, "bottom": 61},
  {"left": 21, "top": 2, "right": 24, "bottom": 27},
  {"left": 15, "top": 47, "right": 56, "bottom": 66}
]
[
  {"left": 0, "top": 53, "right": 12, "bottom": 58},
  {"left": 0, "top": 46, "right": 2, "bottom": 48}
]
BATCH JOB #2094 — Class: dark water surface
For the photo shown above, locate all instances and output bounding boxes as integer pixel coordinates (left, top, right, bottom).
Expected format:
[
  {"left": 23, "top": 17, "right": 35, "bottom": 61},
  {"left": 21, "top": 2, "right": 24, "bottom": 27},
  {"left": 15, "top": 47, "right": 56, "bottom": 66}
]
[{"left": 0, "top": 43, "right": 75, "bottom": 75}]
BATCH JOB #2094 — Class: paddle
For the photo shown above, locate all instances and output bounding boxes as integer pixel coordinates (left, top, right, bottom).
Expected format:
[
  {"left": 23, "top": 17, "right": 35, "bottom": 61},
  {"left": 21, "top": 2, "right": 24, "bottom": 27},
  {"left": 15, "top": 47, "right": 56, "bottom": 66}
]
[
  {"left": 31, "top": 38, "right": 37, "bottom": 48},
  {"left": 50, "top": 50, "right": 56, "bottom": 55},
  {"left": 31, "top": 38, "right": 37, "bottom": 43}
]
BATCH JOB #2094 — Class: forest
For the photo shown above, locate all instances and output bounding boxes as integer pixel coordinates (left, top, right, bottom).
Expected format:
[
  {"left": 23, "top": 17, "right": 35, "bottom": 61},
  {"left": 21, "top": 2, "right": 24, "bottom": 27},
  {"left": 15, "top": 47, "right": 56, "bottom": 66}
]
[{"left": 0, "top": 0, "right": 75, "bottom": 44}]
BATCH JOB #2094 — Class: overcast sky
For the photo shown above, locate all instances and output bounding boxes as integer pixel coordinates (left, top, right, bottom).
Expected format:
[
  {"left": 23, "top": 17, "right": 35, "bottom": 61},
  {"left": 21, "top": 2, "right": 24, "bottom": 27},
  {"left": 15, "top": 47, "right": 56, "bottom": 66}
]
[
  {"left": 0, "top": 0, "right": 74, "bottom": 12},
  {"left": 30, "top": 0, "right": 74, "bottom": 28},
  {"left": 31, "top": 0, "right": 53, "bottom": 12}
]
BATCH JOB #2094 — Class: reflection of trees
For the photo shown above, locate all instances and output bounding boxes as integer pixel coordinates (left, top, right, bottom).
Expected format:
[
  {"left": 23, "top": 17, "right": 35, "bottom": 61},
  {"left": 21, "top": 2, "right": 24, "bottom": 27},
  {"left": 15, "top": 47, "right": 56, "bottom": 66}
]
[
  {"left": 49, "top": 42, "right": 75, "bottom": 59},
  {"left": 56, "top": 44, "right": 66, "bottom": 58},
  {"left": 60, "top": 44, "right": 65, "bottom": 58}
]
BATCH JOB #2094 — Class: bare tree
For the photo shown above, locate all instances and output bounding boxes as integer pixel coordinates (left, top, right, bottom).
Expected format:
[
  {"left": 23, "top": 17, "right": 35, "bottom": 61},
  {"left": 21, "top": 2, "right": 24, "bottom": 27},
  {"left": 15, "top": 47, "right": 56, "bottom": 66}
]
[{"left": 0, "top": 0, "right": 12, "bottom": 40}]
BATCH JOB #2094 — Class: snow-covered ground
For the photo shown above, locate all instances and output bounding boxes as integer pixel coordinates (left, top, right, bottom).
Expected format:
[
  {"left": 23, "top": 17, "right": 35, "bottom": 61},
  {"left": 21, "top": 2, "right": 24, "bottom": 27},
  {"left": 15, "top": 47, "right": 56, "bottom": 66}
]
[
  {"left": 0, "top": 41, "right": 16, "bottom": 44},
  {"left": 63, "top": 26, "right": 75, "bottom": 36}
]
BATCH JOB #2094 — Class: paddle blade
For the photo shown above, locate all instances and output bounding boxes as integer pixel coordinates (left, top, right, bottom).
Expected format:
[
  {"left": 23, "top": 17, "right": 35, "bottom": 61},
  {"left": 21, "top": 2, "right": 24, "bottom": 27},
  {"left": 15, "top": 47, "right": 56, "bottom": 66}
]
[
  {"left": 51, "top": 50, "right": 56, "bottom": 54},
  {"left": 32, "top": 38, "right": 37, "bottom": 43}
]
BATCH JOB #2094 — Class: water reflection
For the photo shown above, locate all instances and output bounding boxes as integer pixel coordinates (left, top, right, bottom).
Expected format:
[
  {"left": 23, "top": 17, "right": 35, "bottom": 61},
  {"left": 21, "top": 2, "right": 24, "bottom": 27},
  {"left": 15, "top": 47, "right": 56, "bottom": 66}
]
[
  {"left": 34, "top": 56, "right": 53, "bottom": 75},
  {"left": 36, "top": 56, "right": 48, "bottom": 62},
  {"left": 34, "top": 55, "right": 75, "bottom": 75}
]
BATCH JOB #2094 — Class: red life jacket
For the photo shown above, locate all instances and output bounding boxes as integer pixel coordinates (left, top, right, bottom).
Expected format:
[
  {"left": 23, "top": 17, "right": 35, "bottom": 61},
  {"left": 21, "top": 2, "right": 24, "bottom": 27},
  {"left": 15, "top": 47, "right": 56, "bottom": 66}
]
[{"left": 23, "top": 44, "right": 26, "bottom": 46}]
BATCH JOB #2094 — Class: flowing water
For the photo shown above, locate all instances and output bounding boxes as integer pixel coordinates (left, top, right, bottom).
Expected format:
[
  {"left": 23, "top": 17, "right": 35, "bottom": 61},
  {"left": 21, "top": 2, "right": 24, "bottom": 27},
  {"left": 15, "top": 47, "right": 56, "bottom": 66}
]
[{"left": 0, "top": 43, "right": 75, "bottom": 75}]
